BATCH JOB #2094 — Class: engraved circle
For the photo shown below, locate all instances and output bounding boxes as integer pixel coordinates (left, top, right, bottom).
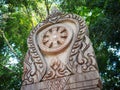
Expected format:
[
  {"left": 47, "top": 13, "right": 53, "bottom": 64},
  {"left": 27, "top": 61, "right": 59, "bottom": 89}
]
[{"left": 39, "top": 24, "right": 73, "bottom": 53}]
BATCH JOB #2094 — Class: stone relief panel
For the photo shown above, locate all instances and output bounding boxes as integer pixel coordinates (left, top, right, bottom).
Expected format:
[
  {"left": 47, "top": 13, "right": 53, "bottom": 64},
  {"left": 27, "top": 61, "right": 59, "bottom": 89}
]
[{"left": 21, "top": 10, "right": 102, "bottom": 90}]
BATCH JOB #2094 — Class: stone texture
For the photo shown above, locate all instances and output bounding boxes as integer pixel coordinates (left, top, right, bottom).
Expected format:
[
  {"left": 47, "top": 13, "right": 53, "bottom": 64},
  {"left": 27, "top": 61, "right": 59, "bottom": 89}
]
[{"left": 21, "top": 10, "right": 102, "bottom": 90}]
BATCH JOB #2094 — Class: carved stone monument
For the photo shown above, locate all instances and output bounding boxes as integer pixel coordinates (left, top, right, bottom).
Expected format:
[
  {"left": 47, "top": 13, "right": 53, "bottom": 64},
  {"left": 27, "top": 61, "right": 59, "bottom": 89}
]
[{"left": 21, "top": 9, "right": 102, "bottom": 90}]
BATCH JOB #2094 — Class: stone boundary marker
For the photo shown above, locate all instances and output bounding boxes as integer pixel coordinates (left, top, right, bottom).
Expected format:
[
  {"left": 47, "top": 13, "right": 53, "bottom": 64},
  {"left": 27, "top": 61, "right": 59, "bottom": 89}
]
[{"left": 21, "top": 9, "right": 102, "bottom": 90}]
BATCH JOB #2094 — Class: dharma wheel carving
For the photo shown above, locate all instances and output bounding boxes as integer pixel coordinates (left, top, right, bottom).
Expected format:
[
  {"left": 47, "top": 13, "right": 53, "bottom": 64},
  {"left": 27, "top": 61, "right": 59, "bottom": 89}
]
[
  {"left": 39, "top": 24, "right": 73, "bottom": 53},
  {"left": 21, "top": 9, "right": 102, "bottom": 90}
]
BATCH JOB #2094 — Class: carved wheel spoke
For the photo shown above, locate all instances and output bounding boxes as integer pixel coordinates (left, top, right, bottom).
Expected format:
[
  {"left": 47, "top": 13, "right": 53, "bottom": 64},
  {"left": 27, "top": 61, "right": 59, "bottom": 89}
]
[
  {"left": 43, "top": 37, "right": 49, "bottom": 43},
  {"left": 46, "top": 31, "right": 51, "bottom": 36},
  {"left": 52, "top": 40, "right": 59, "bottom": 48},
  {"left": 52, "top": 27, "right": 58, "bottom": 34},
  {"left": 60, "top": 32, "right": 67, "bottom": 38},
  {"left": 45, "top": 41, "right": 53, "bottom": 48},
  {"left": 58, "top": 27, "right": 65, "bottom": 33},
  {"left": 58, "top": 37, "right": 65, "bottom": 44}
]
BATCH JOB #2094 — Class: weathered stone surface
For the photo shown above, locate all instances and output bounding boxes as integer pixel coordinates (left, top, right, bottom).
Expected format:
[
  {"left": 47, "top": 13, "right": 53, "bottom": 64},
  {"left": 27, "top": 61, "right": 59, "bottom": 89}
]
[{"left": 21, "top": 10, "right": 102, "bottom": 90}]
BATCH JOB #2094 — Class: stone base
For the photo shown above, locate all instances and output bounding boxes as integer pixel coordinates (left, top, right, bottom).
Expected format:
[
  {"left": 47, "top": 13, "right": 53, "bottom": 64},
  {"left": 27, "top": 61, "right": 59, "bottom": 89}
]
[{"left": 21, "top": 70, "right": 102, "bottom": 90}]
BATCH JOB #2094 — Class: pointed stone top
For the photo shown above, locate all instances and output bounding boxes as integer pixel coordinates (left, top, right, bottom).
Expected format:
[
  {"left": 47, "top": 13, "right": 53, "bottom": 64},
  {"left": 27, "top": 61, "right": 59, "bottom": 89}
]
[
  {"left": 46, "top": 6, "right": 63, "bottom": 19},
  {"left": 50, "top": 6, "right": 60, "bottom": 15}
]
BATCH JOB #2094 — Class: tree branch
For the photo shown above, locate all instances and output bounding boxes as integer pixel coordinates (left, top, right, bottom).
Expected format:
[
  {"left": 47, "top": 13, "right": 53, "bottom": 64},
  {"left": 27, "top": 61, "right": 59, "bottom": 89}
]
[
  {"left": 0, "top": 63, "right": 15, "bottom": 73},
  {"left": 44, "top": 0, "right": 50, "bottom": 16},
  {"left": 0, "top": 29, "right": 20, "bottom": 59}
]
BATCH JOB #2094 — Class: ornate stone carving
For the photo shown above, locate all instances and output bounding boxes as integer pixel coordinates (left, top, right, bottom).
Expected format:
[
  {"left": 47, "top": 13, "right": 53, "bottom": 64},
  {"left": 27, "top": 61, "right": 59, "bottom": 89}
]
[
  {"left": 39, "top": 24, "right": 73, "bottom": 53},
  {"left": 21, "top": 9, "right": 102, "bottom": 90}
]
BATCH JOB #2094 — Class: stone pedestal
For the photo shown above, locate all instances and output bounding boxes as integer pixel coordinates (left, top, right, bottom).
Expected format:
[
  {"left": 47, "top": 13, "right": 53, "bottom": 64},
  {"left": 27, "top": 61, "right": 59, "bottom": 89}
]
[{"left": 21, "top": 10, "right": 102, "bottom": 90}]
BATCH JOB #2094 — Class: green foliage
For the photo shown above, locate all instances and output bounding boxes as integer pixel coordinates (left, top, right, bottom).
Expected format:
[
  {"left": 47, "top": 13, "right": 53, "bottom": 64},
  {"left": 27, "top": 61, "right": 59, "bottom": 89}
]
[
  {"left": 5, "top": 12, "right": 32, "bottom": 54},
  {"left": 0, "top": 0, "right": 46, "bottom": 90},
  {"left": 0, "top": 0, "right": 120, "bottom": 90}
]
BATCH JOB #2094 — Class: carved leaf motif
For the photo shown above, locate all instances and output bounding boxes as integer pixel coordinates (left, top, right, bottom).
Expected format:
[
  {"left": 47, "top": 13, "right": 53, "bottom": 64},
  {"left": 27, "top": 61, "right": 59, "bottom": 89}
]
[{"left": 43, "top": 57, "right": 71, "bottom": 80}]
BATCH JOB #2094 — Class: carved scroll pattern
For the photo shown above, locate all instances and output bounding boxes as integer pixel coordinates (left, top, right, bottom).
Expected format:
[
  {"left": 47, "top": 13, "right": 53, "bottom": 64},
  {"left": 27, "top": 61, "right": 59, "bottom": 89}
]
[
  {"left": 65, "top": 14, "right": 87, "bottom": 70},
  {"left": 65, "top": 14, "right": 98, "bottom": 73},
  {"left": 22, "top": 12, "right": 98, "bottom": 85},
  {"left": 76, "top": 35, "right": 98, "bottom": 73},
  {"left": 22, "top": 22, "right": 47, "bottom": 85},
  {"left": 22, "top": 51, "right": 43, "bottom": 85}
]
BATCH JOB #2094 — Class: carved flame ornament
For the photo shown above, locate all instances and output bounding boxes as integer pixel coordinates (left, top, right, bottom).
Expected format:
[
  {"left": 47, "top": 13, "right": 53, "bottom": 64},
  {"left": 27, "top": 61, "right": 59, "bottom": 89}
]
[{"left": 21, "top": 9, "right": 102, "bottom": 90}]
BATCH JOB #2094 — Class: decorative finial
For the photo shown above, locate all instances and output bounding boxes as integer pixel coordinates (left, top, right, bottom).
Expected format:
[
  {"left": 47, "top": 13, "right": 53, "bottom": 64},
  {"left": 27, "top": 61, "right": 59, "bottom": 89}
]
[
  {"left": 46, "top": 6, "right": 63, "bottom": 19},
  {"left": 50, "top": 6, "right": 60, "bottom": 14}
]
